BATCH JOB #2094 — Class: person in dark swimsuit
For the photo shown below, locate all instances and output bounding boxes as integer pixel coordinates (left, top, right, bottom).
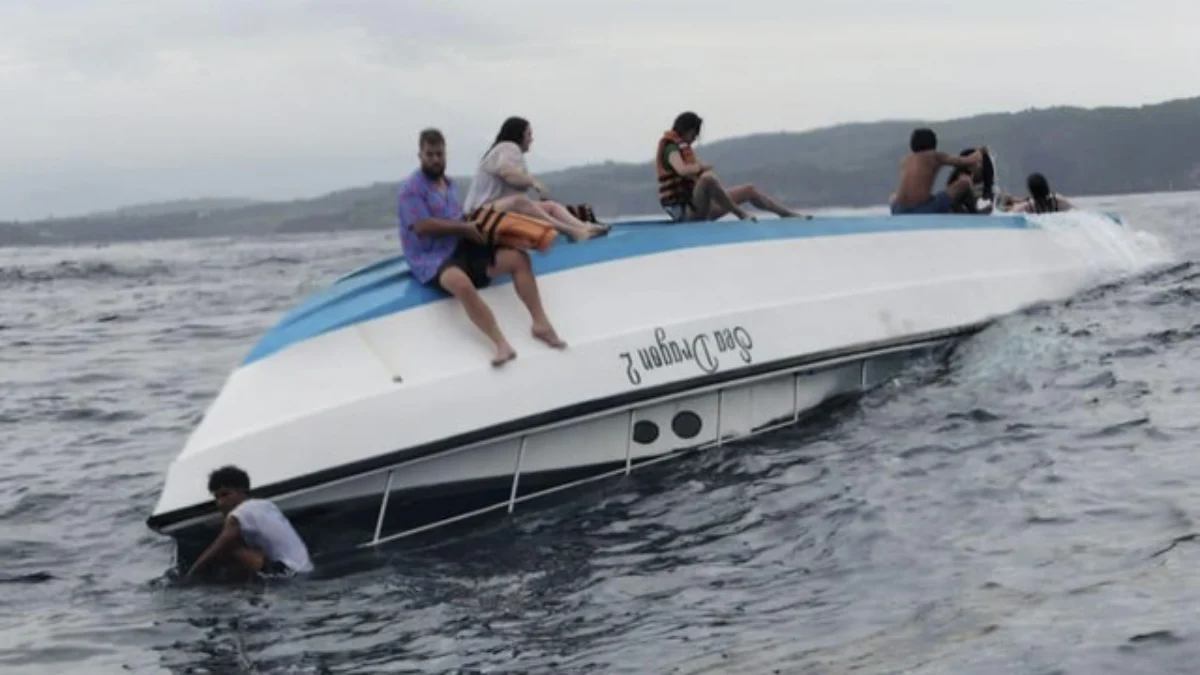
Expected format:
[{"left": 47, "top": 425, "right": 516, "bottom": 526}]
[{"left": 1004, "top": 173, "right": 1075, "bottom": 214}]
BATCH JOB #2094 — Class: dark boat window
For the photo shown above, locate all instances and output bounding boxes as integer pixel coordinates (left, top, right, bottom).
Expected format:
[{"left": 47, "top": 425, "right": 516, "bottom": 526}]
[
  {"left": 672, "top": 411, "right": 703, "bottom": 439},
  {"left": 632, "top": 420, "right": 660, "bottom": 444}
]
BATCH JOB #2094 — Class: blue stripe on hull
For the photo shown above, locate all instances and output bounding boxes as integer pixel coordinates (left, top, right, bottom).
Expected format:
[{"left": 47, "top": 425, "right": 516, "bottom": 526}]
[{"left": 242, "top": 214, "right": 1034, "bottom": 365}]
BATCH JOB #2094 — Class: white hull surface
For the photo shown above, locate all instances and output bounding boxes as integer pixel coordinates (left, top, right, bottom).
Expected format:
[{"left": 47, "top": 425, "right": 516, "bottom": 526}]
[{"left": 145, "top": 212, "right": 1164, "bottom": 546}]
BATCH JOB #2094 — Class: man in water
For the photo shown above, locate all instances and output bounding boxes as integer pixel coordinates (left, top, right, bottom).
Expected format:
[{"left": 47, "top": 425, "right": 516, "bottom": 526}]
[
  {"left": 185, "top": 465, "right": 313, "bottom": 581},
  {"left": 890, "top": 128, "right": 987, "bottom": 215},
  {"left": 397, "top": 128, "right": 566, "bottom": 367},
  {"left": 656, "top": 111, "right": 807, "bottom": 222}
]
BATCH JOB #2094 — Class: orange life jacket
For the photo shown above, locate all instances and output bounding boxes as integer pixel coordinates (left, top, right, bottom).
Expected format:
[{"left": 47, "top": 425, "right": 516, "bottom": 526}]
[
  {"left": 468, "top": 206, "right": 558, "bottom": 252},
  {"left": 655, "top": 131, "right": 696, "bottom": 207}
]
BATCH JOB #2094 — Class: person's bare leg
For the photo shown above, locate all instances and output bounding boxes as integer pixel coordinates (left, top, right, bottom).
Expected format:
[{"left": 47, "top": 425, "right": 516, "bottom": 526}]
[
  {"left": 488, "top": 195, "right": 597, "bottom": 242},
  {"left": 693, "top": 172, "right": 755, "bottom": 221},
  {"left": 726, "top": 184, "right": 806, "bottom": 218},
  {"left": 540, "top": 200, "right": 608, "bottom": 236},
  {"left": 438, "top": 266, "right": 516, "bottom": 366},
  {"left": 490, "top": 248, "right": 566, "bottom": 349},
  {"left": 947, "top": 175, "right": 974, "bottom": 203}
]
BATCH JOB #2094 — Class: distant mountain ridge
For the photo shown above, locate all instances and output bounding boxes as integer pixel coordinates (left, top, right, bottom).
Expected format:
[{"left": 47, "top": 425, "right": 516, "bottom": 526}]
[{"left": 3, "top": 96, "right": 1200, "bottom": 246}]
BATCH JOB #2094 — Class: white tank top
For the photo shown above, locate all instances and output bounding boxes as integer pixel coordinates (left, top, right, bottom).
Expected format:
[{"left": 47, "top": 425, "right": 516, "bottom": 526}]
[
  {"left": 231, "top": 499, "right": 314, "bottom": 573},
  {"left": 462, "top": 141, "right": 528, "bottom": 212}
]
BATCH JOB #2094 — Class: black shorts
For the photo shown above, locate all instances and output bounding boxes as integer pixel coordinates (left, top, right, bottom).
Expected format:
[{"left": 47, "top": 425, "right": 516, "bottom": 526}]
[{"left": 435, "top": 240, "right": 495, "bottom": 292}]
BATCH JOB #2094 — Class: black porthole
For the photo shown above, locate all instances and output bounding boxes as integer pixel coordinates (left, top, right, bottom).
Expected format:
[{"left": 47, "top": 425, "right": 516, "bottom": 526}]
[
  {"left": 632, "top": 420, "right": 660, "bottom": 444},
  {"left": 672, "top": 411, "right": 702, "bottom": 439}
]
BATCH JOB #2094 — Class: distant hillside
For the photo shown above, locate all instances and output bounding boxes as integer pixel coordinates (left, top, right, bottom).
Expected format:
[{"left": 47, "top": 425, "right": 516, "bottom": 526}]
[
  {"left": 3, "top": 96, "right": 1199, "bottom": 246},
  {"left": 101, "top": 197, "right": 263, "bottom": 219}
]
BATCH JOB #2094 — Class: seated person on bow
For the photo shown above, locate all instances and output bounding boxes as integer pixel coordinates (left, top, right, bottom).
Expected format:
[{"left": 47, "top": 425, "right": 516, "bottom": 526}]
[
  {"left": 890, "top": 127, "right": 986, "bottom": 215},
  {"left": 398, "top": 128, "right": 567, "bottom": 367},
  {"left": 1003, "top": 173, "right": 1074, "bottom": 214},
  {"left": 945, "top": 147, "right": 997, "bottom": 214},
  {"left": 463, "top": 116, "right": 608, "bottom": 242},
  {"left": 656, "top": 111, "right": 805, "bottom": 223}
]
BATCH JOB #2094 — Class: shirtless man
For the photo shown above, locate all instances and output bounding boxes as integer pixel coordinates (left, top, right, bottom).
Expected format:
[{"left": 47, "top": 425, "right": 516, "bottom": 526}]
[{"left": 890, "top": 128, "right": 987, "bottom": 215}]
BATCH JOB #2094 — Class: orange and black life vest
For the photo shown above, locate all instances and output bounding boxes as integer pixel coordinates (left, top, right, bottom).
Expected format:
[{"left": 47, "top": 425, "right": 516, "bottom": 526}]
[{"left": 655, "top": 131, "right": 696, "bottom": 207}]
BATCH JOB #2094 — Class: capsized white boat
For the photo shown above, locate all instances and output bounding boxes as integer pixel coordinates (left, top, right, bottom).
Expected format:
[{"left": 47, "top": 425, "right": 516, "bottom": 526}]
[{"left": 145, "top": 211, "right": 1164, "bottom": 559}]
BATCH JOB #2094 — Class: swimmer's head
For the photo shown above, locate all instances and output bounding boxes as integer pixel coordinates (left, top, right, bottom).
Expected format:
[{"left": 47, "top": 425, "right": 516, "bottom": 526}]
[{"left": 1027, "top": 172, "right": 1051, "bottom": 201}]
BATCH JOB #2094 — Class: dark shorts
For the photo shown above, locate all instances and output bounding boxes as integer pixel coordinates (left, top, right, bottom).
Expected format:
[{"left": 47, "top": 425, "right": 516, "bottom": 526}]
[
  {"left": 891, "top": 191, "right": 954, "bottom": 215},
  {"left": 434, "top": 240, "right": 495, "bottom": 292},
  {"left": 663, "top": 202, "right": 701, "bottom": 223}
]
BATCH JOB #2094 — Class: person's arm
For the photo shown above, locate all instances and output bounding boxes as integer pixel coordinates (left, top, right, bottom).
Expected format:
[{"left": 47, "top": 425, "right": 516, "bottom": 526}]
[
  {"left": 185, "top": 515, "right": 242, "bottom": 579},
  {"left": 1056, "top": 195, "right": 1075, "bottom": 211},
  {"left": 495, "top": 164, "right": 545, "bottom": 193},
  {"left": 489, "top": 144, "right": 549, "bottom": 196},
  {"left": 936, "top": 149, "right": 983, "bottom": 170},
  {"left": 400, "top": 188, "right": 482, "bottom": 242},
  {"left": 414, "top": 217, "right": 480, "bottom": 239},
  {"left": 666, "top": 147, "right": 707, "bottom": 178}
]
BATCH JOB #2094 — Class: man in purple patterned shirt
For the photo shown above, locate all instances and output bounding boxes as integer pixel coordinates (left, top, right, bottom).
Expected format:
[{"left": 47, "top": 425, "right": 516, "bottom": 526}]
[{"left": 397, "top": 128, "right": 566, "bottom": 367}]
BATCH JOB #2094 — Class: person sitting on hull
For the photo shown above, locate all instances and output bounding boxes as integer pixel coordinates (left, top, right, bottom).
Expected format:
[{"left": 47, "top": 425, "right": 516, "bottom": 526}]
[
  {"left": 464, "top": 116, "right": 609, "bottom": 242},
  {"left": 890, "top": 128, "right": 987, "bottom": 215},
  {"left": 185, "top": 465, "right": 314, "bottom": 582},
  {"left": 1003, "top": 172, "right": 1075, "bottom": 214},
  {"left": 656, "top": 111, "right": 806, "bottom": 223},
  {"left": 945, "top": 147, "right": 997, "bottom": 214},
  {"left": 397, "top": 128, "right": 567, "bottom": 367}
]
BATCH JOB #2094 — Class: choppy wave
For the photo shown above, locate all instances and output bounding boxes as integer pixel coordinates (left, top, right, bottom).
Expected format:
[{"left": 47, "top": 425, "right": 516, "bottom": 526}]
[
  {"left": 3, "top": 199, "right": 1200, "bottom": 673},
  {"left": 0, "top": 259, "right": 172, "bottom": 284}
]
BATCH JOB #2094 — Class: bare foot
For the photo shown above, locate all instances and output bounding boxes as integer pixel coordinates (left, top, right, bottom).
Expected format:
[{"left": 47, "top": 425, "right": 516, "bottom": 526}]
[
  {"left": 566, "top": 227, "right": 599, "bottom": 243},
  {"left": 531, "top": 325, "right": 567, "bottom": 349},
  {"left": 491, "top": 343, "right": 517, "bottom": 367}
]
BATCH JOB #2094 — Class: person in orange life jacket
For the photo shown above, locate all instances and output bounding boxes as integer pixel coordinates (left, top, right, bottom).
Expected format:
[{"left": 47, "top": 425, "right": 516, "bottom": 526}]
[
  {"left": 656, "top": 111, "right": 807, "bottom": 222},
  {"left": 463, "top": 116, "right": 609, "bottom": 242},
  {"left": 397, "top": 128, "right": 567, "bottom": 367}
]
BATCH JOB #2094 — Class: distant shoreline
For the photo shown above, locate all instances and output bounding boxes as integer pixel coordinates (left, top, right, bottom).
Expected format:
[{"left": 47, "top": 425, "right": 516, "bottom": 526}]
[
  {"left": 1, "top": 188, "right": 1194, "bottom": 252},
  {"left": 4, "top": 95, "right": 1200, "bottom": 248}
]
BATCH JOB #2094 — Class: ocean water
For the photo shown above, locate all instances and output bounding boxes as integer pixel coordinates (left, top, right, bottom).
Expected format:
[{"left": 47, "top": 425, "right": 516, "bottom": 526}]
[{"left": 2, "top": 193, "right": 1200, "bottom": 673}]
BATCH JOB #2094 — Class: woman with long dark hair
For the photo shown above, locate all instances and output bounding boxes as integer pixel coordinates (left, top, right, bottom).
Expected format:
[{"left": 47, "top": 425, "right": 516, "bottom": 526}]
[
  {"left": 463, "top": 116, "right": 608, "bottom": 241},
  {"left": 1005, "top": 172, "right": 1074, "bottom": 213}
]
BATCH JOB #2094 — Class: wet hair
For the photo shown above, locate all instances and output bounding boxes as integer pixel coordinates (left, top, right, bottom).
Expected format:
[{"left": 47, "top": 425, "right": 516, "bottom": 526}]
[
  {"left": 910, "top": 128, "right": 937, "bottom": 152},
  {"left": 208, "top": 465, "right": 251, "bottom": 493},
  {"left": 1027, "top": 172, "right": 1053, "bottom": 212},
  {"left": 491, "top": 116, "right": 530, "bottom": 150},
  {"left": 418, "top": 128, "right": 445, "bottom": 148},
  {"left": 672, "top": 111, "right": 703, "bottom": 137},
  {"left": 946, "top": 148, "right": 995, "bottom": 204}
]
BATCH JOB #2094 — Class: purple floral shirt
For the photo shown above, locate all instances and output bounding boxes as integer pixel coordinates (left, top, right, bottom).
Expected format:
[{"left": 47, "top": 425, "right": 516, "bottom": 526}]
[{"left": 397, "top": 170, "right": 464, "bottom": 284}]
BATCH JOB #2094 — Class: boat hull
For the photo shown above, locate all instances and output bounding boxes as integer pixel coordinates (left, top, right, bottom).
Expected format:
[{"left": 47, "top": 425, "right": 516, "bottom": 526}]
[{"left": 147, "top": 212, "right": 1158, "bottom": 549}]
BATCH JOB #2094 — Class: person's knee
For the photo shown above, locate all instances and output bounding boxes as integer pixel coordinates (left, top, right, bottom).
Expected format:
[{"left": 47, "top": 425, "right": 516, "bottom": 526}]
[
  {"left": 231, "top": 546, "right": 265, "bottom": 573},
  {"left": 950, "top": 176, "right": 972, "bottom": 195},
  {"left": 509, "top": 195, "right": 537, "bottom": 211},
  {"left": 696, "top": 172, "right": 721, "bottom": 188},
  {"left": 497, "top": 247, "right": 531, "bottom": 272},
  {"left": 439, "top": 267, "right": 473, "bottom": 296}
]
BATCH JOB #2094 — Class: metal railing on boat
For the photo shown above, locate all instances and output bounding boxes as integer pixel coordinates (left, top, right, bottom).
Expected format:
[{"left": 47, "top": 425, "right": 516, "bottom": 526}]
[
  {"left": 358, "top": 361, "right": 813, "bottom": 550},
  {"left": 352, "top": 334, "right": 954, "bottom": 549}
]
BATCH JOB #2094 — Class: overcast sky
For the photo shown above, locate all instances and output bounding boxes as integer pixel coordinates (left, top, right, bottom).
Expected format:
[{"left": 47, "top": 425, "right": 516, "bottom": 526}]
[{"left": 1, "top": 0, "right": 1196, "bottom": 220}]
